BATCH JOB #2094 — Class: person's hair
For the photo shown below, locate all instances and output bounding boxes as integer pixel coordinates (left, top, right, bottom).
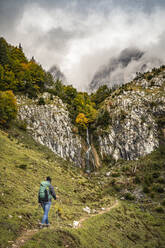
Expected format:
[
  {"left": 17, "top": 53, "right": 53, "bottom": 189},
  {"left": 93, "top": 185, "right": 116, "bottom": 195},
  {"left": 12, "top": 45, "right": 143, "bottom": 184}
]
[{"left": 46, "top": 176, "right": 51, "bottom": 182}]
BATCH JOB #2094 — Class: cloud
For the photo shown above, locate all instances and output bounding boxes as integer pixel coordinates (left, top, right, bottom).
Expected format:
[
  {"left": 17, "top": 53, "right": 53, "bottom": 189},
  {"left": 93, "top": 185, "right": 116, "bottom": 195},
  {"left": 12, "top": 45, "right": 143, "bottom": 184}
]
[
  {"left": 0, "top": 0, "right": 165, "bottom": 90},
  {"left": 89, "top": 47, "right": 163, "bottom": 90}
]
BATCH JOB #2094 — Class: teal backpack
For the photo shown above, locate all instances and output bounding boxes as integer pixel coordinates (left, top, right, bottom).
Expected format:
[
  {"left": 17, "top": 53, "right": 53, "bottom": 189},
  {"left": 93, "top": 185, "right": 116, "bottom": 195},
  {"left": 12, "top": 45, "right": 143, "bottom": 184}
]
[{"left": 39, "top": 181, "right": 52, "bottom": 203}]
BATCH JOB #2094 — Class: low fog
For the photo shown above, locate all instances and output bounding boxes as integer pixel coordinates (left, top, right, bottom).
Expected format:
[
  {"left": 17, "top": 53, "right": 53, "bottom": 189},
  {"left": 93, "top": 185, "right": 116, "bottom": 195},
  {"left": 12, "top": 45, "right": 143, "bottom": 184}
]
[{"left": 0, "top": 0, "right": 165, "bottom": 90}]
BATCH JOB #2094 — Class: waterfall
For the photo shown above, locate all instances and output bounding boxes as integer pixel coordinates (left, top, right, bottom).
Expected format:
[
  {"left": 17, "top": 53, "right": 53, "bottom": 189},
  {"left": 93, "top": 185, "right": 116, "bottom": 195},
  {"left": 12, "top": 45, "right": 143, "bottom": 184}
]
[{"left": 86, "top": 127, "right": 91, "bottom": 173}]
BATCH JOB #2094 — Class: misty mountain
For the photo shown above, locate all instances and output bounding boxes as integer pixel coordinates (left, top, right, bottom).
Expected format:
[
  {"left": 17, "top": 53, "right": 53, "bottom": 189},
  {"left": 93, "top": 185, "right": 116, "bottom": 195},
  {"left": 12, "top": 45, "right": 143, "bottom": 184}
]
[
  {"left": 49, "top": 65, "right": 67, "bottom": 84},
  {"left": 89, "top": 47, "right": 163, "bottom": 91}
]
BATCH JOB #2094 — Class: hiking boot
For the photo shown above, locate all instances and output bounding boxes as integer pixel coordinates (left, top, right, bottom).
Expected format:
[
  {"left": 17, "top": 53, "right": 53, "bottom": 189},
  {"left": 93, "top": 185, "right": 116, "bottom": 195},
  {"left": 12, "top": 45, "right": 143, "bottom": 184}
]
[
  {"left": 39, "top": 223, "right": 45, "bottom": 229},
  {"left": 46, "top": 223, "right": 50, "bottom": 227}
]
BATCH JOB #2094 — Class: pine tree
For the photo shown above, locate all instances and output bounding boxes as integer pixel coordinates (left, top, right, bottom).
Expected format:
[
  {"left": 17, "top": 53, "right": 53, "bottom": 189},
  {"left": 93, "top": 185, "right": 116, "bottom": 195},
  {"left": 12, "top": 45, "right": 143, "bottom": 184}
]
[{"left": 0, "top": 37, "right": 10, "bottom": 66}]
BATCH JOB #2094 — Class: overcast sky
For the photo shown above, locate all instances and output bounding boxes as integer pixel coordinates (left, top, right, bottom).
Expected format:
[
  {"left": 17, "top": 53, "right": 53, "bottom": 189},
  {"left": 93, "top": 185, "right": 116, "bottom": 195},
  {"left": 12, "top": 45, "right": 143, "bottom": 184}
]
[{"left": 0, "top": 0, "right": 165, "bottom": 90}]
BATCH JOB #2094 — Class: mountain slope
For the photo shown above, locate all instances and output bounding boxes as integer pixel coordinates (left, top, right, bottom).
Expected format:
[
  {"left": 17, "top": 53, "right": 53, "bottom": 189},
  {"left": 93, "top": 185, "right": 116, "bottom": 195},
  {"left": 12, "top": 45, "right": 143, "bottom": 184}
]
[
  {"left": 0, "top": 125, "right": 165, "bottom": 248},
  {"left": 94, "top": 66, "right": 165, "bottom": 161}
]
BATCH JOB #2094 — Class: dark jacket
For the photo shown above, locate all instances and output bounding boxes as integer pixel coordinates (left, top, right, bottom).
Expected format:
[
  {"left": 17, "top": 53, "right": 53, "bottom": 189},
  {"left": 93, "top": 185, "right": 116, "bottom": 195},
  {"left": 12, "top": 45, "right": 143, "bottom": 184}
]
[{"left": 49, "top": 184, "right": 56, "bottom": 200}]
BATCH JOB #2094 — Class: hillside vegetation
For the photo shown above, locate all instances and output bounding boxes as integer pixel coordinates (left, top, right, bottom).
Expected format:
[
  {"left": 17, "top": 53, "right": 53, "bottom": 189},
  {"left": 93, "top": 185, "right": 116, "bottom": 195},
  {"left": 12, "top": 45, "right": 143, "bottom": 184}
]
[{"left": 0, "top": 123, "right": 165, "bottom": 248}]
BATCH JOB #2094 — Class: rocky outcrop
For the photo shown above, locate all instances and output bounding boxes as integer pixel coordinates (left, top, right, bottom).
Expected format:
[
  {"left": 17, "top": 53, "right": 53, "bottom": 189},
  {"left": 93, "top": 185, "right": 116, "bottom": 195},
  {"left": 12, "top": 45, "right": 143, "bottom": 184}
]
[
  {"left": 17, "top": 94, "right": 83, "bottom": 166},
  {"left": 97, "top": 71, "right": 165, "bottom": 161},
  {"left": 17, "top": 69, "right": 165, "bottom": 167}
]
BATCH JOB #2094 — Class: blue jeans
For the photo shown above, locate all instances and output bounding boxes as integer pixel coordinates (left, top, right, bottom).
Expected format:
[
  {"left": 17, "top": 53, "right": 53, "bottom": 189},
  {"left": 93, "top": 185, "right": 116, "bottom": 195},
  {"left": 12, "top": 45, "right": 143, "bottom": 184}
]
[{"left": 41, "top": 201, "right": 51, "bottom": 224}]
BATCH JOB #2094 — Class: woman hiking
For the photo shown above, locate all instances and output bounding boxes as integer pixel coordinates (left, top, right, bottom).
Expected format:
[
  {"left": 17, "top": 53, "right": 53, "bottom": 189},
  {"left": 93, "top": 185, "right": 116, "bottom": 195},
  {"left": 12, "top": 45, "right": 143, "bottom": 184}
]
[{"left": 38, "top": 176, "right": 57, "bottom": 228}]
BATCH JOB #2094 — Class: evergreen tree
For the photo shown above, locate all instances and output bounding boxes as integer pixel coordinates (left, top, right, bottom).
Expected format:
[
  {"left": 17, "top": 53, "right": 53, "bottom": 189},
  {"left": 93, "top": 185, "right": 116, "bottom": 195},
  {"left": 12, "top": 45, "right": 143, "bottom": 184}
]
[{"left": 0, "top": 37, "right": 10, "bottom": 66}]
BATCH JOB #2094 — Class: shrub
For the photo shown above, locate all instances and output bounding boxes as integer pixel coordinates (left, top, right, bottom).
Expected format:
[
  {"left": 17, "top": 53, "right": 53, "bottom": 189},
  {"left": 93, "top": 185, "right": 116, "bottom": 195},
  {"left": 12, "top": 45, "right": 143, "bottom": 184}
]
[
  {"left": 134, "top": 176, "right": 141, "bottom": 184},
  {"left": 0, "top": 90, "right": 17, "bottom": 126},
  {"left": 96, "top": 109, "right": 111, "bottom": 127},
  {"left": 161, "top": 199, "right": 165, "bottom": 206},
  {"left": 146, "top": 74, "right": 153, "bottom": 81},
  {"left": 152, "top": 184, "right": 164, "bottom": 193},
  {"left": 38, "top": 97, "right": 45, "bottom": 105},
  {"left": 150, "top": 193, "right": 155, "bottom": 198},
  {"left": 18, "top": 120, "right": 27, "bottom": 131},
  {"left": 152, "top": 172, "right": 160, "bottom": 178},
  {"left": 111, "top": 179, "right": 116, "bottom": 185},
  {"left": 111, "top": 172, "right": 120, "bottom": 177},
  {"left": 122, "top": 165, "right": 130, "bottom": 172},
  {"left": 119, "top": 110, "right": 127, "bottom": 121},
  {"left": 18, "top": 164, "right": 27, "bottom": 170},
  {"left": 124, "top": 192, "right": 135, "bottom": 200},
  {"left": 143, "top": 185, "right": 150, "bottom": 193},
  {"left": 144, "top": 175, "right": 153, "bottom": 186},
  {"left": 157, "top": 177, "right": 165, "bottom": 184},
  {"left": 103, "top": 154, "right": 115, "bottom": 165},
  {"left": 91, "top": 85, "right": 110, "bottom": 107},
  {"left": 114, "top": 184, "right": 122, "bottom": 192},
  {"left": 155, "top": 206, "right": 164, "bottom": 213}
]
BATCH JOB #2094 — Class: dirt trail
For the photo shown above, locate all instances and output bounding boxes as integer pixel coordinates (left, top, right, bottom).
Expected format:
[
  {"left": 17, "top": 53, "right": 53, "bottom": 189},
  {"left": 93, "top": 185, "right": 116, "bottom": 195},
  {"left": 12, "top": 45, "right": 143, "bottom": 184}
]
[
  {"left": 11, "top": 200, "right": 119, "bottom": 248},
  {"left": 11, "top": 229, "right": 39, "bottom": 248},
  {"left": 77, "top": 200, "right": 119, "bottom": 228}
]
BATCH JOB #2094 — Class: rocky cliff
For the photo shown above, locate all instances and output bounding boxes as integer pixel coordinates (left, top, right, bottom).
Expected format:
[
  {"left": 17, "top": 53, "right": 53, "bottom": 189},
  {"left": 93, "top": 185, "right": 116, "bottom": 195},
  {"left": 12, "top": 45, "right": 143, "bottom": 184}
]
[
  {"left": 17, "top": 68, "right": 165, "bottom": 167},
  {"left": 18, "top": 94, "right": 83, "bottom": 167},
  {"left": 96, "top": 68, "right": 165, "bottom": 161}
]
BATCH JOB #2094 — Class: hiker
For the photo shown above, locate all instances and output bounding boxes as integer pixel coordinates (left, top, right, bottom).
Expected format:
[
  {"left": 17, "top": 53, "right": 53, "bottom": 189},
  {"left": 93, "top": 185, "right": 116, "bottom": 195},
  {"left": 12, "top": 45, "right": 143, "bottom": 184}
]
[{"left": 38, "top": 176, "right": 57, "bottom": 228}]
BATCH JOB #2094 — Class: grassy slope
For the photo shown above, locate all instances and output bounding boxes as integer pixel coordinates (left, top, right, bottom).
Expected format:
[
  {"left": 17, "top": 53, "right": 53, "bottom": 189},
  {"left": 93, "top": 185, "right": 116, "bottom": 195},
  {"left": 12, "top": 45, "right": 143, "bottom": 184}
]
[
  {"left": 0, "top": 124, "right": 165, "bottom": 248},
  {"left": 23, "top": 202, "right": 165, "bottom": 248},
  {"left": 0, "top": 124, "right": 115, "bottom": 248}
]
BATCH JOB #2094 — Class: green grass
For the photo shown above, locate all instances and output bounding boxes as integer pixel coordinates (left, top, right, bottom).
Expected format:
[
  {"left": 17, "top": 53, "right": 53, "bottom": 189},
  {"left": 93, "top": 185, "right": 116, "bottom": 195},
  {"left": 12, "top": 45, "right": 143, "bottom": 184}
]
[
  {"left": 0, "top": 125, "right": 115, "bottom": 247},
  {"left": 23, "top": 202, "right": 165, "bottom": 248},
  {"left": 0, "top": 123, "right": 165, "bottom": 248}
]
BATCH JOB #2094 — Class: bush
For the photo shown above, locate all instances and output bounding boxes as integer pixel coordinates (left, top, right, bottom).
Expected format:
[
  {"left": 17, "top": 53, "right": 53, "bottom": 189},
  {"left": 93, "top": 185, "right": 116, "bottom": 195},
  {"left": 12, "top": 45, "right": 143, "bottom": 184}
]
[
  {"left": 114, "top": 184, "right": 122, "bottom": 192},
  {"left": 0, "top": 90, "right": 17, "bottom": 126},
  {"left": 18, "top": 120, "right": 27, "bottom": 131},
  {"left": 152, "top": 172, "right": 160, "bottom": 178},
  {"left": 143, "top": 185, "right": 150, "bottom": 193},
  {"left": 157, "top": 177, "right": 165, "bottom": 184},
  {"left": 96, "top": 109, "right": 111, "bottom": 127},
  {"left": 18, "top": 164, "right": 27, "bottom": 170},
  {"left": 111, "top": 172, "right": 120, "bottom": 177},
  {"left": 161, "top": 199, "right": 165, "bottom": 206},
  {"left": 102, "top": 155, "right": 115, "bottom": 165},
  {"left": 38, "top": 97, "right": 45, "bottom": 105},
  {"left": 91, "top": 85, "right": 110, "bottom": 107},
  {"left": 152, "top": 184, "right": 164, "bottom": 193},
  {"left": 144, "top": 175, "right": 153, "bottom": 186},
  {"left": 134, "top": 176, "right": 141, "bottom": 184},
  {"left": 150, "top": 193, "right": 155, "bottom": 198},
  {"left": 155, "top": 206, "right": 164, "bottom": 213},
  {"left": 124, "top": 193, "right": 135, "bottom": 200},
  {"left": 146, "top": 74, "right": 153, "bottom": 81},
  {"left": 111, "top": 179, "right": 116, "bottom": 185}
]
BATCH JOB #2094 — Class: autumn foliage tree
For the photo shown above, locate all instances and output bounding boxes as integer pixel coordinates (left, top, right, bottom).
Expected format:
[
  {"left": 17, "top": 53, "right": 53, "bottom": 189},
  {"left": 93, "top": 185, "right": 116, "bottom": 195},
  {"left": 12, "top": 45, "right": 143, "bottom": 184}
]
[
  {"left": 76, "top": 113, "right": 88, "bottom": 128},
  {"left": 0, "top": 90, "right": 17, "bottom": 126}
]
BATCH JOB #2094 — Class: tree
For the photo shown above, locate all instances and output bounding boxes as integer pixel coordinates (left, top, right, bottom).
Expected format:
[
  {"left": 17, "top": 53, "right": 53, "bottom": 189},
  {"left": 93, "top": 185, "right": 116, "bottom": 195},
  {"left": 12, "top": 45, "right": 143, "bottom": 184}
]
[
  {"left": 0, "top": 37, "right": 10, "bottom": 67},
  {"left": 0, "top": 90, "right": 17, "bottom": 126},
  {"left": 91, "top": 85, "right": 110, "bottom": 107},
  {"left": 63, "top": 85, "right": 77, "bottom": 105},
  {"left": 76, "top": 113, "right": 88, "bottom": 128}
]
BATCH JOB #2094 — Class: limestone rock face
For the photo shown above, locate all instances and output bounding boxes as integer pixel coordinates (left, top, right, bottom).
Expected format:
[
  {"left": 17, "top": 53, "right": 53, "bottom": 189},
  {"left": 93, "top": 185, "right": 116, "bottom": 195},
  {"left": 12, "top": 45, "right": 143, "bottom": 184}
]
[
  {"left": 18, "top": 95, "right": 82, "bottom": 166},
  {"left": 17, "top": 70, "right": 165, "bottom": 166},
  {"left": 97, "top": 73, "right": 165, "bottom": 161}
]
